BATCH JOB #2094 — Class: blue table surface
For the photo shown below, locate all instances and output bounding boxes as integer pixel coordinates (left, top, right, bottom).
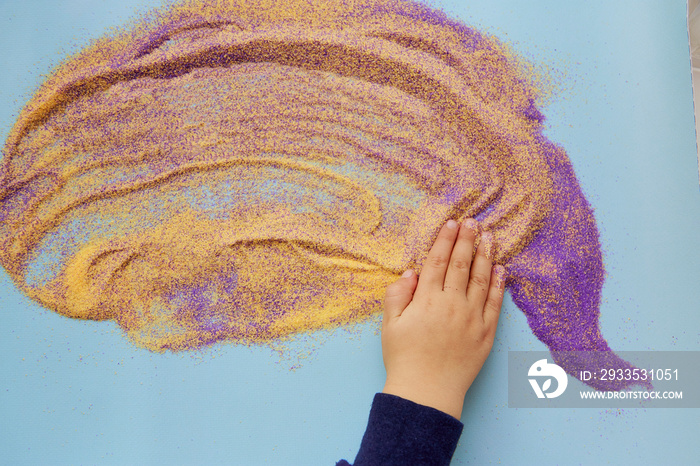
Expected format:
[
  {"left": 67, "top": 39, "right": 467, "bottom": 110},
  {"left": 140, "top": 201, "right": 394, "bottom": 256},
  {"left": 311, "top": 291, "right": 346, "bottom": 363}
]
[{"left": 1, "top": 1, "right": 699, "bottom": 464}]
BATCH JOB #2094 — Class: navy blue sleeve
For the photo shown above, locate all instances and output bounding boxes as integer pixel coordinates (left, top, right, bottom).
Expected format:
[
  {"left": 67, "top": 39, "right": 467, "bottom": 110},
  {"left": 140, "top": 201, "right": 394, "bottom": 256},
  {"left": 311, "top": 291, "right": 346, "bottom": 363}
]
[{"left": 337, "top": 393, "right": 464, "bottom": 466}]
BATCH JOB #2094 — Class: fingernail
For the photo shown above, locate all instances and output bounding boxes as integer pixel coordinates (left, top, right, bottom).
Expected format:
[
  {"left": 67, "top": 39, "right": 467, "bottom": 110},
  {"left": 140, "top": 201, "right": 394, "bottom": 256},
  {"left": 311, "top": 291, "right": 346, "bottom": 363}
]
[
  {"left": 463, "top": 218, "right": 478, "bottom": 232},
  {"left": 402, "top": 269, "right": 414, "bottom": 278},
  {"left": 446, "top": 219, "right": 459, "bottom": 230},
  {"left": 480, "top": 231, "right": 494, "bottom": 259},
  {"left": 494, "top": 265, "right": 506, "bottom": 288}
]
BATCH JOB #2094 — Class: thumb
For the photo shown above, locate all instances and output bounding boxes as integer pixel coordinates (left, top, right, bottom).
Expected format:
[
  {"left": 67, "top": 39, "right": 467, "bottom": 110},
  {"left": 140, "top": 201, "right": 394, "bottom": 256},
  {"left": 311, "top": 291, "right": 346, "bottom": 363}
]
[{"left": 383, "top": 269, "right": 418, "bottom": 319}]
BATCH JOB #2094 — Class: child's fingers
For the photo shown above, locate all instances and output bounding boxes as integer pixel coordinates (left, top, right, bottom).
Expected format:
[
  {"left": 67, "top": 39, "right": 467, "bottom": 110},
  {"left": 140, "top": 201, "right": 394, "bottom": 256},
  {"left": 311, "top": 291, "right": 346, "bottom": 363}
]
[
  {"left": 442, "top": 219, "right": 478, "bottom": 294},
  {"left": 465, "top": 231, "right": 494, "bottom": 308},
  {"left": 483, "top": 265, "right": 505, "bottom": 329},
  {"left": 415, "top": 220, "right": 460, "bottom": 295},
  {"left": 383, "top": 269, "right": 418, "bottom": 320}
]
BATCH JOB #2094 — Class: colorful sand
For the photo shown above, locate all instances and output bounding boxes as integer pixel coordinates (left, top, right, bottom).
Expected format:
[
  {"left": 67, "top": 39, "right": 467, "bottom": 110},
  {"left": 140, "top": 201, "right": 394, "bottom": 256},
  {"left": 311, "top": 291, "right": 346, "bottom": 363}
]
[{"left": 0, "top": 0, "right": 640, "bottom": 388}]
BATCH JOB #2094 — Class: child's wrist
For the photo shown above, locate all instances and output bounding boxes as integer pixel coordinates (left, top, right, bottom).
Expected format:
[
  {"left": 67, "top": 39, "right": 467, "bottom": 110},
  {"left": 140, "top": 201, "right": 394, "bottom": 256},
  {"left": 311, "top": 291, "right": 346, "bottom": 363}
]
[{"left": 382, "top": 380, "right": 465, "bottom": 420}]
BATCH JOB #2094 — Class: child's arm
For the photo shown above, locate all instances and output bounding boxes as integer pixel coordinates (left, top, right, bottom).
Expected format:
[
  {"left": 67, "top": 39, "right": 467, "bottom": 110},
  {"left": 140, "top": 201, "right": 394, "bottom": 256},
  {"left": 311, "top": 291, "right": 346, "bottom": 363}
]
[
  {"left": 381, "top": 218, "right": 505, "bottom": 419},
  {"left": 338, "top": 219, "right": 504, "bottom": 466}
]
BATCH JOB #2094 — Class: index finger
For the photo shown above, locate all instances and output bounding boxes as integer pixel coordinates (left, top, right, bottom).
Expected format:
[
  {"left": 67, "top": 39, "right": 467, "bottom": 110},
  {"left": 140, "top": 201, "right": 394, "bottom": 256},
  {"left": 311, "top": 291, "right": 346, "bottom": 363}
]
[{"left": 415, "top": 220, "right": 460, "bottom": 295}]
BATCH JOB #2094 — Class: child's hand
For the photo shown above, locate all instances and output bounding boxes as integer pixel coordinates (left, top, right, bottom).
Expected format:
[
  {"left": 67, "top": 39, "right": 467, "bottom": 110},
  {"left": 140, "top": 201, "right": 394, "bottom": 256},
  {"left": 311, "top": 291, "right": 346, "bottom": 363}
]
[{"left": 381, "top": 219, "right": 505, "bottom": 419}]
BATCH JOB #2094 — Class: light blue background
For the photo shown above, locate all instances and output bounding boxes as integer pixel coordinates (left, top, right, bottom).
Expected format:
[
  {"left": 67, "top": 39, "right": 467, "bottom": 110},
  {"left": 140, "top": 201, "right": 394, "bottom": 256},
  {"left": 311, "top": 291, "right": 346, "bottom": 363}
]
[{"left": 1, "top": 0, "right": 699, "bottom": 464}]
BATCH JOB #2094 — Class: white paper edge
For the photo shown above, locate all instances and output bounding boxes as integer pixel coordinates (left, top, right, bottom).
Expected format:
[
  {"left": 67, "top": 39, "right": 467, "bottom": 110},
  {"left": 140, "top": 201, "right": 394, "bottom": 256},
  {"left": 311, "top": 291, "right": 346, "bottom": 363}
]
[{"left": 687, "top": 0, "right": 700, "bottom": 186}]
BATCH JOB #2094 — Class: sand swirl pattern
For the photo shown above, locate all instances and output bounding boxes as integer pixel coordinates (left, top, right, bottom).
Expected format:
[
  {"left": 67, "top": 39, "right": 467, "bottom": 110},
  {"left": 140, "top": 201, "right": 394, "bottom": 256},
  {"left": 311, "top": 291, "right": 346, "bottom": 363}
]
[{"left": 0, "top": 0, "right": 641, "bottom": 389}]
